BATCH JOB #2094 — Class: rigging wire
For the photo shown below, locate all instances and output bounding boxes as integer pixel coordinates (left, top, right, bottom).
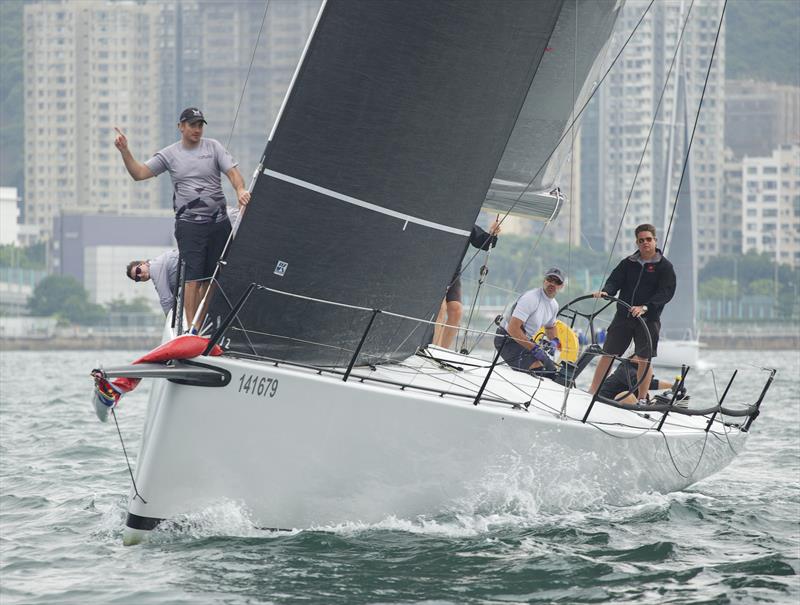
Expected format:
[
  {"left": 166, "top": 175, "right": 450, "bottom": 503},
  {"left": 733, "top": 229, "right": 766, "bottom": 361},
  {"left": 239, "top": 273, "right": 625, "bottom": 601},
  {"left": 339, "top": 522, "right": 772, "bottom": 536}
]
[
  {"left": 663, "top": 0, "right": 728, "bottom": 249},
  {"left": 225, "top": 0, "right": 271, "bottom": 149},
  {"left": 112, "top": 409, "right": 147, "bottom": 504}
]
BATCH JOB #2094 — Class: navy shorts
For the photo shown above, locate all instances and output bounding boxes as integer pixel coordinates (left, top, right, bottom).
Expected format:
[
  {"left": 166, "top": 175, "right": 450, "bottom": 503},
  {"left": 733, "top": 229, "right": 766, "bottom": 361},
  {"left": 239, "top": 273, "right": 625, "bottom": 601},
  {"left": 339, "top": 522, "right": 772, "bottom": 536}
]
[
  {"left": 493, "top": 327, "right": 538, "bottom": 370},
  {"left": 175, "top": 219, "right": 232, "bottom": 281},
  {"left": 602, "top": 315, "right": 660, "bottom": 358}
]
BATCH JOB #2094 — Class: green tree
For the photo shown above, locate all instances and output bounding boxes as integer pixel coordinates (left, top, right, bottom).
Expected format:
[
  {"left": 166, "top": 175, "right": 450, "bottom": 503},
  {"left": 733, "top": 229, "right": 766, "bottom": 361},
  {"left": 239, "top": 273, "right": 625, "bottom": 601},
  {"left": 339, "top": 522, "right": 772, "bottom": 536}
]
[
  {"left": 27, "top": 275, "right": 107, "bottom": 325},
  {"left": 746, "top": 278, "right": 775, "bottom": 297},
  {"left": 727, "top": 0, "right": 800, "bottom": 86},
  {"left": 0, "top": 243, "right": 46, "bottom": 269},
  {"left": 698, "top": 277, "right": 738, "bottom": 300},
  {"left": 105, "top": 296, "right": 154, "bottom": 314}
]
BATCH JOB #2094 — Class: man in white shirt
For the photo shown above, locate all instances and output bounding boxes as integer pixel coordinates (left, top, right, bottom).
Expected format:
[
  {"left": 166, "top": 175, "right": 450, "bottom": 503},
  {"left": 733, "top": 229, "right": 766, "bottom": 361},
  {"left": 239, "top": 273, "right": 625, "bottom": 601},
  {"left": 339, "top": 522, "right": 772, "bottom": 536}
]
[
  {"left": 126, "top": 249, "right": 180, "bottom": 315},
  {"left": 493, "top": 267, "right": 565, "bottom": 373}
]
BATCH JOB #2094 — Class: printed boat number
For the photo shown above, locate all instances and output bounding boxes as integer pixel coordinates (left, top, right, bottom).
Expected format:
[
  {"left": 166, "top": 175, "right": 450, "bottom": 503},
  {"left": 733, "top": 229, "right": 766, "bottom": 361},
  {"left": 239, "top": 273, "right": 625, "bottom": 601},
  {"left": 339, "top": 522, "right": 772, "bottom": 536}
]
[{"left": 237, "top": 373, "right": 279, "bottom": 398}]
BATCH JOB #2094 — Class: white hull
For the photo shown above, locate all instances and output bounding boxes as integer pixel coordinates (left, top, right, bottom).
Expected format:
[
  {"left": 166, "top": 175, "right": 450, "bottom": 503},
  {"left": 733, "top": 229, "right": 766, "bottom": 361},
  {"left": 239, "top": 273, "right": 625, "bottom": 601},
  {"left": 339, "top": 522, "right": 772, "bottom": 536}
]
[
  {"left": 123, "top": 346, "right": 745, "bottom": 543},
  {"left": 653, "top": 339, "right": 701, "bottom": 369}
]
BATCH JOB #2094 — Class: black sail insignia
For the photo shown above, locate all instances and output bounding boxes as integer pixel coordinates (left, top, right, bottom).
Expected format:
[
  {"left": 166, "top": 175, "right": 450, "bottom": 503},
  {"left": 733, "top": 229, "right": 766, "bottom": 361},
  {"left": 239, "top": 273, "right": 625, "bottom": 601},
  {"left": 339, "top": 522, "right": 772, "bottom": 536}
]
[{"left": 209, "top": 0, "right": 568, "bottom": 365}]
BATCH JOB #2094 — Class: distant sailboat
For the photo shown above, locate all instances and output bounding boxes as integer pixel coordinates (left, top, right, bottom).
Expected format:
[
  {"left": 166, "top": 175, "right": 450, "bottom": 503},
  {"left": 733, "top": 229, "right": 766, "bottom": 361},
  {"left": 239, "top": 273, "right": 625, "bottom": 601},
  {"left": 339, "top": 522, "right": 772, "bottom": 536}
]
[{"left": 658, "top": 3, "right": 700, "bottom": 369}]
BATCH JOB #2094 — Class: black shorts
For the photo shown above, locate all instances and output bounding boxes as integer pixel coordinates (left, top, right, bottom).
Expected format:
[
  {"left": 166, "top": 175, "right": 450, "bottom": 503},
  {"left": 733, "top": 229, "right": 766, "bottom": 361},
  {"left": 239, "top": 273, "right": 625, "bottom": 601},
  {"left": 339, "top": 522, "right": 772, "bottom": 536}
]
[
  {"left": 175, "top": 219, "right": 232, "bottom": 281},
  {"left": 445, "top": 274, "right": 462, "bottom": 303},
  {"left": 602, "top": 315, "right": 660, "bottom": 358},
  {"left": 598, "top": 365, "right": 660, "bottom": 399}
]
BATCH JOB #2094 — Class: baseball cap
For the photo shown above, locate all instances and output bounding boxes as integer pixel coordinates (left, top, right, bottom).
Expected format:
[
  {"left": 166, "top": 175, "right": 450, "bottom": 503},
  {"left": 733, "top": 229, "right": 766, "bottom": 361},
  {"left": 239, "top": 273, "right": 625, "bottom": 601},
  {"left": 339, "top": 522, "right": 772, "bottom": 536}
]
[
  {"left": 544, "top": 267, "right": 565, "bottom": 284},
  {"left": 179, "top": 107, "right": 207, "bottom": 124}
]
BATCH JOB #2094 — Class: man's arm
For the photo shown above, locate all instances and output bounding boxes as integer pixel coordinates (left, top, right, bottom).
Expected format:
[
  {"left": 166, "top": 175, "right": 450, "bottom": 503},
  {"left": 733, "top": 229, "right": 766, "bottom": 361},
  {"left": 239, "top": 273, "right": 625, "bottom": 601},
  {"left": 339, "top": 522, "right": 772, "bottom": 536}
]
[
  {"left": 648, "top": 261, "right": 677, "bottom": 308},
  {"left": 593, "top": 260, "right": 625, "bottom": 298},
  {"left": 506, "top": 317, "right": 534, "bottom": 350},
  {"left": 114, "top": 127, "right": 155, "bottom": 181},
  {"left": 225, "top": 167, "right": 251, "bottom": 207}
]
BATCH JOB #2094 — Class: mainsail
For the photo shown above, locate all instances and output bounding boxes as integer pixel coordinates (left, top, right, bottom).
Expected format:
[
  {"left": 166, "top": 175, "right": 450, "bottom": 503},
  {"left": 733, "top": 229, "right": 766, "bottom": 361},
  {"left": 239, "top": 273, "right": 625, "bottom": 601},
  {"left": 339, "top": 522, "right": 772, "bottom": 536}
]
[
  {"left": 484, "top": 0, "right": 621, "bottom": 219},
  {"left": 208, "top": 0, "right": 617, "bottom": 366}
]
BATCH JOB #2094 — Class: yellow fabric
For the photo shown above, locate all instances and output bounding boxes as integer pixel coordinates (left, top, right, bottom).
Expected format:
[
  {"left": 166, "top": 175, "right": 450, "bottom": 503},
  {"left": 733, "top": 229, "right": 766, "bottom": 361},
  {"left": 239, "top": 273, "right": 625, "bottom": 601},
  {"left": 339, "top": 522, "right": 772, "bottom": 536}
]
[{"left": 533, "top": 320, "right": 579, "bottom": 362}]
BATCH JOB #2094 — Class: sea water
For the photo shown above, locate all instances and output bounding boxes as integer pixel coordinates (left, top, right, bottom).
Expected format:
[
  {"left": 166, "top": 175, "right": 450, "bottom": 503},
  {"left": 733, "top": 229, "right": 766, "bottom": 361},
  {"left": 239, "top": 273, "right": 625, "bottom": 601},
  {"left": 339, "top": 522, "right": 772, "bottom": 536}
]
[{"left": 0, "top": 349, "right": 797, "bottom": 604}]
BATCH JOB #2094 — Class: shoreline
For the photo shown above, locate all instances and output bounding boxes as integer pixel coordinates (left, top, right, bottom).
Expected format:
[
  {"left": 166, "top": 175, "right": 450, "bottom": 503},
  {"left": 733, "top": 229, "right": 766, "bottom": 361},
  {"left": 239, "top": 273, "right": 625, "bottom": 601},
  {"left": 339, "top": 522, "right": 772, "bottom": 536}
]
[{"left": 2, "top": 334, "right": 798, "bottom": 352}]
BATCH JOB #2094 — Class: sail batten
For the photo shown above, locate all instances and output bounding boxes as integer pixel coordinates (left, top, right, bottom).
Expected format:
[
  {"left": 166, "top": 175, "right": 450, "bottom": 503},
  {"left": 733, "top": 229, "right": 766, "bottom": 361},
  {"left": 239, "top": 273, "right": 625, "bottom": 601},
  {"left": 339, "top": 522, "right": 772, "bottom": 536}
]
[{"left": 263, "top": 169, "right": 471, "bottom": 236}]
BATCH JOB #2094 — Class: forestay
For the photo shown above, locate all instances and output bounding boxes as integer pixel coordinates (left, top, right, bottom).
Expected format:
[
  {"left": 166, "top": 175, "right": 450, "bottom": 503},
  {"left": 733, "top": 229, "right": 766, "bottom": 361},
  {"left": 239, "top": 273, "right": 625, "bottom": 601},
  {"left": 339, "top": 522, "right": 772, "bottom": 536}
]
[{"left": 209, "top": 0, "right": 566, "bottom": 365}]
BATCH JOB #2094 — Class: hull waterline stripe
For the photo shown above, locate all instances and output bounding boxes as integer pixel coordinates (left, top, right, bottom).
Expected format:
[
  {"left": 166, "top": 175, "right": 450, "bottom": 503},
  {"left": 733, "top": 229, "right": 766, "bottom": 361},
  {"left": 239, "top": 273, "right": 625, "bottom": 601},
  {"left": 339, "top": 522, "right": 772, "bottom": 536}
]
[
  {"left": 126, "top": 512, "right": 163, "bottom": 531},
  {"left": 263, "top": 169, "right": 471, "bottom": 236}
]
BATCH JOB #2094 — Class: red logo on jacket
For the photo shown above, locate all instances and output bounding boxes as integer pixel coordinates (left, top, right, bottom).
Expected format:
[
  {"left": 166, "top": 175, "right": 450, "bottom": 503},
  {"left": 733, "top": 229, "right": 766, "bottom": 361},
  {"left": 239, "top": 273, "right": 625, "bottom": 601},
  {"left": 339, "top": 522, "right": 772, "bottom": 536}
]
[{"left": 646, "top": 264, "right": 655, "bottom": 272}]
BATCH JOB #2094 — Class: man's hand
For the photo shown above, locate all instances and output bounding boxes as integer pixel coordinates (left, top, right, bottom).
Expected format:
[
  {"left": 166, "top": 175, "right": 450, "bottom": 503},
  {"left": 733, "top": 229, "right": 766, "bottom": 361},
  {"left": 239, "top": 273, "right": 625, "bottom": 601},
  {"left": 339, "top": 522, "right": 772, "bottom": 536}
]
[
  {"left": 592, "top": 291, "right": 607, "bottom": 299},
  {"left": 489, "top": 216, "right": 502, "bottom": 236},
  {"left": 630, "top": 305, "right": 646, "bottom": 318},
  {"left": 237, "top": 189, "right": 251, "bottom": 207},
  {"left": 114, "top": 126, "right": 128, "bottom": 152}
]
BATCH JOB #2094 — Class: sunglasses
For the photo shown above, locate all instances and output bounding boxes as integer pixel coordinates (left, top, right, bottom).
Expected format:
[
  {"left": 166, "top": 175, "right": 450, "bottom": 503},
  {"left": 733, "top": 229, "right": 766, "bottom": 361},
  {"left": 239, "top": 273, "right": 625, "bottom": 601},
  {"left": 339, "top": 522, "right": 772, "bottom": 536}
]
[
  {"left": 545, "top": 276, "right": 563, "bottom": 286},
  {"left": 134, "top": 265, "right": 143, "bottom": 282},
  {"left": 637, "top": 236, "right": 655, "bottom": 244}
]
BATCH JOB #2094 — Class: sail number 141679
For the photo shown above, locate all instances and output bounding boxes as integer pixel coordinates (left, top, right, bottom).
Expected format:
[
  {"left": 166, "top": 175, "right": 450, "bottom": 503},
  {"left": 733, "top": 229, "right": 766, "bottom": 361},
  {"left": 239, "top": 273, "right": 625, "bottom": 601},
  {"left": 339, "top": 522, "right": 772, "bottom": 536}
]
[{"left": 237, "top": 373, "right": 278, "bottom": 398}]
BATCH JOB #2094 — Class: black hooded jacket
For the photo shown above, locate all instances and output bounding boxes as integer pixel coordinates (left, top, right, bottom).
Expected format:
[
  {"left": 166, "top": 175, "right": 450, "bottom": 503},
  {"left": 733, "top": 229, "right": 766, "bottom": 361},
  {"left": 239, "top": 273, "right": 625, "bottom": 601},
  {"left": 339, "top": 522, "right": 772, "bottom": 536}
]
[{"left": 602, "top": 249, "right": 676, "bottom": 322}]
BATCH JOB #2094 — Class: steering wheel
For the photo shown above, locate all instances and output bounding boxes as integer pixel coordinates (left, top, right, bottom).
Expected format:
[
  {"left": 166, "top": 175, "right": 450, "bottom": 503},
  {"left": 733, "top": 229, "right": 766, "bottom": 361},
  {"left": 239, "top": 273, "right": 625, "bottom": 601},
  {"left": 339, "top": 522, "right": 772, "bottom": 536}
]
[{"left": 557, "top": 294, "right": 653, "bottom": 402}]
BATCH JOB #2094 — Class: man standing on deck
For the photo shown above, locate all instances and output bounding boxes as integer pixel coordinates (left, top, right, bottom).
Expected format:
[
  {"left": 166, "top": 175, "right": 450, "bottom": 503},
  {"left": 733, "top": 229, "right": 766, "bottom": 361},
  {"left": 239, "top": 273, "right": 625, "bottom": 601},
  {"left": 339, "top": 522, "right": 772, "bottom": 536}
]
[
  {"left": 113, "top": 108, "right": 251, "bottom": 332},
  {"left": 588, "top": 223, "right": 676, "bottom": 404}
]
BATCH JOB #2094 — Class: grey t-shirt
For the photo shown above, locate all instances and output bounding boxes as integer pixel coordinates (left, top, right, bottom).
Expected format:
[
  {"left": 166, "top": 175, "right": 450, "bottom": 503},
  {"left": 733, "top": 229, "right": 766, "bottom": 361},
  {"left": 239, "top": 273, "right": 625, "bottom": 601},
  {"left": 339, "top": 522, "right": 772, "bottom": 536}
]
[
  {"left": 149, "top": 249, "right": 179, "bottom": 314},
  {"left": 145, "top": 138, "right": 237, "bottom": 224}
]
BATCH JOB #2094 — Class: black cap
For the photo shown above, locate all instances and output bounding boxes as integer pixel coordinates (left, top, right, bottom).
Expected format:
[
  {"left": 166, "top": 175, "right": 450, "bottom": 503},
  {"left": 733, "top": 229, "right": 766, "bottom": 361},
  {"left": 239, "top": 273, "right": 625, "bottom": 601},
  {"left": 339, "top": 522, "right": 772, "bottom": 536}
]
[
  {"left": 544, "top": 267, "right": 565, "bottom": 284},
  {"left": 179, "top": 107, "right": 207, "bottom": 124}
]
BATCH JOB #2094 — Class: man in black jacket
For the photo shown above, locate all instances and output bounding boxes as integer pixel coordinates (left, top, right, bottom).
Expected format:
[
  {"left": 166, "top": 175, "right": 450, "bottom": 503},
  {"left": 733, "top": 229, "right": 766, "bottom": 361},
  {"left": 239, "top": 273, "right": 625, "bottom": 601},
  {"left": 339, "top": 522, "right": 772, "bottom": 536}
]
[{"left": 588, "top": 223, "right": 676, "bottom": 403}]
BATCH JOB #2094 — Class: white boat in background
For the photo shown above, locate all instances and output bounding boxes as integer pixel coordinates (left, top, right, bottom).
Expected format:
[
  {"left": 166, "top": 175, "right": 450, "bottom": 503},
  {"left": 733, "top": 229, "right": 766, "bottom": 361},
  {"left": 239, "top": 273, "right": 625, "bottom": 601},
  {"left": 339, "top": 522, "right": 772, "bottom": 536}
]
[
  {"left": 655, "top": 336, "right": 701, "bottom": 369},
  {"left": 88, "top": 0, "right": 775, "bottom": 545}
]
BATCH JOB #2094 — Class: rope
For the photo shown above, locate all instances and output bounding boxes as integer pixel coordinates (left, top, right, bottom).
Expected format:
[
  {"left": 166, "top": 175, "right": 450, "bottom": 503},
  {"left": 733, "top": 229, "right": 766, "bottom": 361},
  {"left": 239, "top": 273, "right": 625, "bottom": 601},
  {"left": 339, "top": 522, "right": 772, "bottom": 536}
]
[{"left": 112, "top": 408, "right": 147, "bottom": 504}]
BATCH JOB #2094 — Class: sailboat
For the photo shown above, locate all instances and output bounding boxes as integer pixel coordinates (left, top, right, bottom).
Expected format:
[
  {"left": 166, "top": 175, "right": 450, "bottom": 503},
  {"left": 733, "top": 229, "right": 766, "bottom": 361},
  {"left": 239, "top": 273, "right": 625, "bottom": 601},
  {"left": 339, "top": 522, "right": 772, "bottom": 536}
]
[
  {"left": 91, "top": 1, "right": 774, "bottom": 545},
  {"left": 657, "top": 4, "right": 701, "bottom": 369}
]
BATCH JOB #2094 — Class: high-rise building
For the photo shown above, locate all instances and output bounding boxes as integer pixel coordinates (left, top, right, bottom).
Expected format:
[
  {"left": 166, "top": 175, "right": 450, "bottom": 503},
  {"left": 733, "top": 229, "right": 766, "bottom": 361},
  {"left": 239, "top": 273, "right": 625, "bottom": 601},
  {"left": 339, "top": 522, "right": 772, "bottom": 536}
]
[
  {"left": 726, "top": 80, "right": 800, "bottom": 160},
  {"left": 741, "top": 144, "right": 800, "bottom": 268},
  {"left": 720, "top": 148, "right": 743, "bottom": 256},
  {"left": 190, "top": 0, "right": 321, "bottom": 180},
  {"left": 587, "top": 0, "right": 725, "bottom": 266},
  {"left": 23, "top": 0, "right": 164, "bottom": 240}
]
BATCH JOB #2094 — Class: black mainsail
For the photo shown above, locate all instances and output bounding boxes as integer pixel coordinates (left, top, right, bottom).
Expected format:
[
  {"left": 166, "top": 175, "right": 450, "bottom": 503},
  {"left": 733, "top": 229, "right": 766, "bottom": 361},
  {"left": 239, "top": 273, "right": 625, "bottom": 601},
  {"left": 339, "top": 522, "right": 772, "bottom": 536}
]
[{"left": 209, "top": 0, "right": 572, "bottom": 365}]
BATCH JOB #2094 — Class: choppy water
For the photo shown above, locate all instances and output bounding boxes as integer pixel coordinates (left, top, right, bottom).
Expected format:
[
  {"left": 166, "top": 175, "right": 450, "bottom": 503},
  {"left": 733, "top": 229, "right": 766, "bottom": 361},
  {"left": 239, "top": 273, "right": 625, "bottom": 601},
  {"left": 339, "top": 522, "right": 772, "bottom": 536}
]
[{"left": 0, "top": 349, "right": 798, "bottom": 604}]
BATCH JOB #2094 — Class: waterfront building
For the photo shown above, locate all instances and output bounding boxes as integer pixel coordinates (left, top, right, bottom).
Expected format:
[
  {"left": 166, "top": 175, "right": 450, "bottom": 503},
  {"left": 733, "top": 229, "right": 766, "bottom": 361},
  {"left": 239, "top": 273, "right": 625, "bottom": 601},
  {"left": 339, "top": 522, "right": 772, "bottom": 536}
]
[
  {"left": 188, "top": 0, "right": 320, "bottom": 178},
  {"left": 52, "top": 212, "right": 175, "bottom": 311},
  {"left": 720, "top": 148, "right": 743, "bottom": 256},
  {"left": 725, "top": 80, "right": 800, "bottom": 160},
  {"left": 0, "top": 187, "right": 20, "bottom": 245},
  {"left": 741, "top": 144, "right": 800, "bottom": 268},
  {"left": 23, "top": 0, "right": 163, "bottom": 241}
]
